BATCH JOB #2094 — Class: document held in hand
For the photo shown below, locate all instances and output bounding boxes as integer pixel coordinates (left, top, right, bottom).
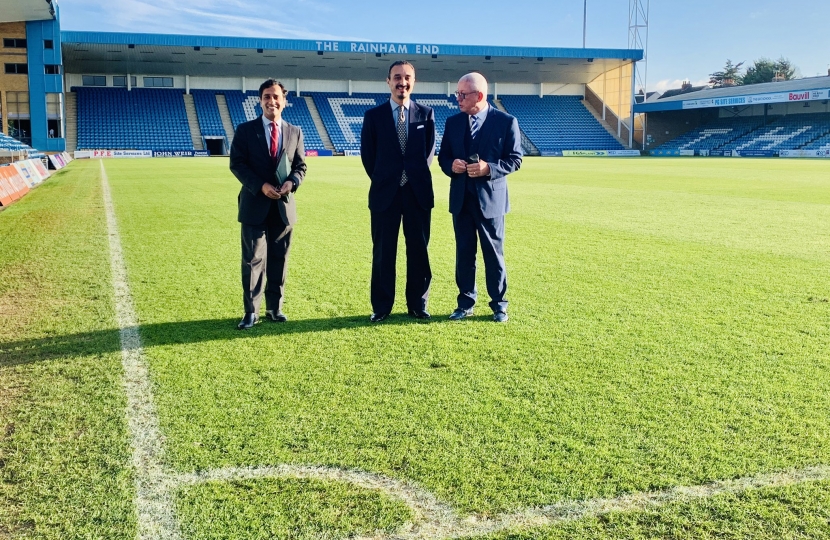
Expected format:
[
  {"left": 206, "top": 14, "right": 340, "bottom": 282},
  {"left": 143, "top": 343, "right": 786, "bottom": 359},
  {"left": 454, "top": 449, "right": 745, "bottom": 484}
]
[{"left": 275, "top": 150, "right": 291, "bottom": 202}]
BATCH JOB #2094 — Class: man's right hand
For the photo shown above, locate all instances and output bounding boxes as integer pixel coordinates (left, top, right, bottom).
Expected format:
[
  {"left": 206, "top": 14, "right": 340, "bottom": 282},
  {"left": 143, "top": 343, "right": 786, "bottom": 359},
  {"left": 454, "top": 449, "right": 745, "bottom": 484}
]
[
  {"left": 451, "top": 159, "right": 468, "bottom": 174},
  {"left": 261, "top": 182, "right": 280, "bottom": 199}
]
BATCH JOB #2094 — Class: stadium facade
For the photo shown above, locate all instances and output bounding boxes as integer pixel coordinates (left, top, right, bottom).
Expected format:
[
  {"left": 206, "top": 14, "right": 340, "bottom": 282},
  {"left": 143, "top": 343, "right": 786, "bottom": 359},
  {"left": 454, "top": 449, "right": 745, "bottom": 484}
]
[
  {"left": 636, "top": 77, "right": 830, "bottom": 156},
  {"left": 1, "top": 0, "right": 644, "bottom": 157}
]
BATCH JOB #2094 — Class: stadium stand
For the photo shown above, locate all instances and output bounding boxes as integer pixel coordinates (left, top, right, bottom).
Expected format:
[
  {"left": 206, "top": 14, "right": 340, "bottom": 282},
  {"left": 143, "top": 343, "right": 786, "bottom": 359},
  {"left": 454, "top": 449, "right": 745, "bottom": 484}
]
[
  {"left": 309, "top": 92, "right": 462, "bottom": 153},
  {"left": 75, "top": 88, "right": 193, "bottom": 151},
  {"left": 70, "top": 87, "right": 640, "bottom": 156},
  {"left": 0, "top": 133, "right": 45, "bottom": 159},
  {"left": 191, "top": 89, "right": 227, "bottom": 138},
  {"left": 721, "top": 113, "right": 830, "bottom": 153},
  {"left": 803, "top": 131, "right": 830, "bottom": 151},
  {"left": 219, "top": 91, "right": 325, "bottom": 150},
  {"left": 311, "top": 93, "right": 391, "bottom": 153},
  {"left": 652, "top": 117, "right": 765, "bottom": 153},
  {"left": 498, "top": 95, "right": 624, "bottom": 153},
  {"left": 654, "top": 113, "right": 830, "bottom": 154}
]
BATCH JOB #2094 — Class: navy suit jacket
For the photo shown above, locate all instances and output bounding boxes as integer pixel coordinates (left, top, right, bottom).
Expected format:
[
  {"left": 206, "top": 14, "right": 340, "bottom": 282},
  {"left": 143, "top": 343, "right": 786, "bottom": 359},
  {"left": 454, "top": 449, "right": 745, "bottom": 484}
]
[
  {"left": 361, "top": 101, "right": 436, "bottom": 212},
  {"left": 438, "top": 107, "right": 523, "bottom": 219},
  {"left": 230, "top": 116, "right": 307, "bottom": 226}
]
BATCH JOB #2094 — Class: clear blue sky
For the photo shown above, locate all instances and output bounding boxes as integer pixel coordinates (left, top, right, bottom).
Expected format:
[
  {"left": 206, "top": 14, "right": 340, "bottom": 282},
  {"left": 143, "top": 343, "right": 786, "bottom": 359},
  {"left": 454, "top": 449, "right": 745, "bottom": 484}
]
[{"left": 58, "top": 0, "right": 830, "bottom": 93}]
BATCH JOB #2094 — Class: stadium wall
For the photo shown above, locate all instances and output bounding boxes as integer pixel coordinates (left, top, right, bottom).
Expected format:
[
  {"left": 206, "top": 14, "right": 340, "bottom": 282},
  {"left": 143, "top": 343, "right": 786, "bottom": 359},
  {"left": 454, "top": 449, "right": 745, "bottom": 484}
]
[
  {"left": 717, "top": 102, "right": 830, "bottom": 117},
  {"left": 64, "top": 73, "right": 579, "bottom": 98},
  {"left": 25, "top": 13, "right": 64, "bottom": 152},
  {"left": 585, "top": 64, "right": 634, "bottom": 145},
  {"left": 0, "top": 22, "right": 30, "bottom": 136}
]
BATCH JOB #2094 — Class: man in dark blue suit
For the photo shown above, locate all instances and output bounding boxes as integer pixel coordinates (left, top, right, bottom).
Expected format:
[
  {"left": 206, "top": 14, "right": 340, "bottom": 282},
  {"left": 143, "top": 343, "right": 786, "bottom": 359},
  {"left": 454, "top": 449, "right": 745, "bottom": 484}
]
[
  {"left": 361, "top": 61, "right": 436, "bottom": 322},
  {"left": 438, "top": 72, "right": 523, "bottom": 323}
]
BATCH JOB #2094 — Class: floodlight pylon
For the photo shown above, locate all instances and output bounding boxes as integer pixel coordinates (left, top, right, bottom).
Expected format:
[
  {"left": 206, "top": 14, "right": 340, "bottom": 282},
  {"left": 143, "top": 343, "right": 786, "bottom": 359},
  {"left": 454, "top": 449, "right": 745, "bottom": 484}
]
[{"left": 629, "top": 0, "right": 649, "bottom": 149}]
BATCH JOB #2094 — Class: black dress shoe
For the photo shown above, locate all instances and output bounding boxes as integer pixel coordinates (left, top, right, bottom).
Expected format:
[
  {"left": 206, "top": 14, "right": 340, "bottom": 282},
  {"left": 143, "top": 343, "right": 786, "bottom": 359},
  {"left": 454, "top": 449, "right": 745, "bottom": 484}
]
[
  {"left": 493, "top": 311, "right": 509, "bottom": 323},
  {"left": 408, "top": 309, "right": 431, "bottom": 320},
  {"left": 370, "top": 312, "right": 390, "bottom": 323},
  {"left": 265, "top": 310, "right": 287, "bottom": 322},
  {"left": 237, "top": 313, "right": 259, "bottom": 330},
  {"left": 448, "top": 308, "right": 474, "bottom": 321}
]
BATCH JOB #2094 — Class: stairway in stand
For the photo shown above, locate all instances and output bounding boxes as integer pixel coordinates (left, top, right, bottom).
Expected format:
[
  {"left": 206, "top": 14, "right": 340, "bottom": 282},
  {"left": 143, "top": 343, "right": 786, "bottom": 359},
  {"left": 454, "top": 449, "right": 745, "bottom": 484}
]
[
  {"left": 494, "top": 98, "right": 540, "bottom": 156},
  {"left": 216, "top": 94, "right": 236, "bottom": 148},
  {"left": 65, "top": 92, "right": 78, "bottom": 152},
  {"left": 303, "top": 96, "right": 335, "bottom": 152},
  {"left": 182, "top": 93, "right": 204, "bottom": 150}
]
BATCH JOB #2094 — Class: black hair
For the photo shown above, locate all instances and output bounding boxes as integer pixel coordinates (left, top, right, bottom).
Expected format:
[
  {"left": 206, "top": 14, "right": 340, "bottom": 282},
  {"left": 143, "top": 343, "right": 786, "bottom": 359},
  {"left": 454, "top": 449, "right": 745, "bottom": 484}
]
[
  {"left": 387, "top": 60, "right": 415, "bottom": 79},
  {"left": 259, "top": 79, "right": 288, "bottom": 98}
]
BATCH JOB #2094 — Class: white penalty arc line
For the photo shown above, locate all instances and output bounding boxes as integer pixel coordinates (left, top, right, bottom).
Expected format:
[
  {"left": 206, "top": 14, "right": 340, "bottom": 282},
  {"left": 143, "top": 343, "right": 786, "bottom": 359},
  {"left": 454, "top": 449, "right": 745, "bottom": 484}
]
[
  {"left": 102, "top": 159, "right": 830, "bottom": 539},
  {"left": 177, "top": 464, "right": 830, "bottom": 540}
]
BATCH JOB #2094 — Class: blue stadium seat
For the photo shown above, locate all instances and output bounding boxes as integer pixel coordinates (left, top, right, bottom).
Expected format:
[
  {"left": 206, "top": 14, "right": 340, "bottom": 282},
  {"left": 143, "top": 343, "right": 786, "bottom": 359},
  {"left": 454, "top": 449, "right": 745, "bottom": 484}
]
[
  {"left": 655, "top": 113, "right": 830, "bottom": 153},
  {"left": 74, "top": 87, "right": 193, "bottom": 151},
  {"left": 498, "top": 95, "right": 625, "bottom": 153},
  {"left": 191, "top": 90, "right": 226, "bottom": 138},
  {"left": 308, "top": 92, "right": 461, "bottom": 154},
  {"left": 0, "top": 133, "right": 44, "bottom": 158},
  {"left": 220, "top": 91, "right": 325, "bottom": 151}
]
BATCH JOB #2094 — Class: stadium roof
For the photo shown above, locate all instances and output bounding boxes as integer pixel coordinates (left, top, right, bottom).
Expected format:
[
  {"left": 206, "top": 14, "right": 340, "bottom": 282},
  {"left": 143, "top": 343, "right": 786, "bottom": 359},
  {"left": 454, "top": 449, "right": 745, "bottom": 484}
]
[
  {"left": 61, "top": 31, "right": 643, "bottom": 84},
  {"left": 0, "top": 0, "right": 56, "bottom": 23},
  {"left": 635, "top": 75, "right": 830, "bottom": 113}
]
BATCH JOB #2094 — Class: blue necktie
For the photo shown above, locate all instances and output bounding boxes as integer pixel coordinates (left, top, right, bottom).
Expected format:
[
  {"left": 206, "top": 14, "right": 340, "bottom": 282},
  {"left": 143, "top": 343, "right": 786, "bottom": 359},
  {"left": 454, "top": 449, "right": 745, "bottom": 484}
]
[{"left": 470, "top": 115, "right": 479, "bottom": 139}]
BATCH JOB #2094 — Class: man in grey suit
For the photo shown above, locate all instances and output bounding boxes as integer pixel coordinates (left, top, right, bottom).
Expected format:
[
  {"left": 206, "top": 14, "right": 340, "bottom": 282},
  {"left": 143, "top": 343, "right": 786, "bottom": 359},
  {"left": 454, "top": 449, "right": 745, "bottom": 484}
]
[
  {"left": 230, "top": 79, "right": 307, "bottom": 329},
  {"left": 438, "top": 72, "right": 523, "bottom": 323}
]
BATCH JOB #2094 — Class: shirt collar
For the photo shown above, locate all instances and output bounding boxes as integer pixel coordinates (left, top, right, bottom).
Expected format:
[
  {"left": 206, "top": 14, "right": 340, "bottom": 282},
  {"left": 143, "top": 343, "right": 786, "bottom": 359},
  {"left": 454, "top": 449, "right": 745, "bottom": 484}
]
[
  {"left": 471, "top": 102, "right": 489, "bottom": 122},
  {"left": 390, "top": 98, "right": 411, "bottom": 111},
  {"left": 262, "top": 115, "right": 282, "bottom": 129}
]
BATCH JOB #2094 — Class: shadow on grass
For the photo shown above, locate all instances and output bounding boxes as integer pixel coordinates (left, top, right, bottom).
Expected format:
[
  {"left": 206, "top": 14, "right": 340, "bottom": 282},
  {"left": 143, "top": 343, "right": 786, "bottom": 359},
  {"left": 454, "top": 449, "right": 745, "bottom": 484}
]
[{"left": 0, "top": 313, "right": 456, "bottom": 368}]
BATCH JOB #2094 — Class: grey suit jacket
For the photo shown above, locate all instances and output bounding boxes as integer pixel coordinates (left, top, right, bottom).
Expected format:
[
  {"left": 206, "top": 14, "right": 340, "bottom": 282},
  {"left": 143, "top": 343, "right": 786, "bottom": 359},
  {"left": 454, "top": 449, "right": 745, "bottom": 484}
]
[{"left": 230, "top": 116, "right": 307, "bottom": 226}]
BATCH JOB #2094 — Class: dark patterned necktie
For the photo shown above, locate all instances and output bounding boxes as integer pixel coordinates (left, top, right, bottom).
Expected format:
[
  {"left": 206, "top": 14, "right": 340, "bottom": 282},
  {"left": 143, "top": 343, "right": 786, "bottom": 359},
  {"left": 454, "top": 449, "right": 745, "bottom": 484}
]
[{"left": 398, "top": 105, "right": 408, "bottom": 186}]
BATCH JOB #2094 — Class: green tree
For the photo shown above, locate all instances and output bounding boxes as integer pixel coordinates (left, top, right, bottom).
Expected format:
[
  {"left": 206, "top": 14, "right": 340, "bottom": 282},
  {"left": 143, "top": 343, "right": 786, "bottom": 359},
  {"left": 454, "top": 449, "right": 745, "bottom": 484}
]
[
  {"left": 741, "top": 57, "right": 798, "bottom": 85},
  {"left": 709, "top": 59, "right": 744, "bottom": 87}
]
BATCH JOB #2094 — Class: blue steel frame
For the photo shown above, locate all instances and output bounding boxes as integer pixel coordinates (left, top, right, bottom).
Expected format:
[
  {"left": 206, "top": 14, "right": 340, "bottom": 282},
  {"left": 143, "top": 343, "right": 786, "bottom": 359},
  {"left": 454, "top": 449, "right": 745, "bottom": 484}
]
[{"left": 26, "top": 3, "right": 64, "bottom": 152}]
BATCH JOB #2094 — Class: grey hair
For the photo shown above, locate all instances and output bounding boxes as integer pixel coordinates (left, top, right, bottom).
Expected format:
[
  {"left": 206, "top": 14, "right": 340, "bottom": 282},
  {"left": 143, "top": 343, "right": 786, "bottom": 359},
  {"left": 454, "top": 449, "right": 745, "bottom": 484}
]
[{"left": 459, "top": 72, "right": 488, "bottom": 97}]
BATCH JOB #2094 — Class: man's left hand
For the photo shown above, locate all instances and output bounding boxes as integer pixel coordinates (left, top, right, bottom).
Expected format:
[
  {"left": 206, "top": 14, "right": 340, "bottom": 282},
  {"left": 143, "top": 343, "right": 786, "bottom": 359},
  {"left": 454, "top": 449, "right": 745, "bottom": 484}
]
[
  {"left": 466, "top": 161, "right": 490, "bottom": 178},
  {"left": 278, "top": 180, "right": 294, "bottom": 196}
]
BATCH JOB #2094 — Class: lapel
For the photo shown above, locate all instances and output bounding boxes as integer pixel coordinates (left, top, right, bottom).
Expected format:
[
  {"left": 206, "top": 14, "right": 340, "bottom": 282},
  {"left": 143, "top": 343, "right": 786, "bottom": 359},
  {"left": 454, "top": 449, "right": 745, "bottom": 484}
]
[
  {"left": 454, "top": 113, "right": 467, "bottom": 147},
  {"left": 474, "top": 106, "right": 497, "bottom": 149},
  {"left": 281, "top": 122, "right": 292, "bottom": 156},
  {"left": 254, "top": 115, "right": 270, "bottom": 157},
  {"left": 407, "top": 101, "right": 421, "bottom": 132},
  {"left": 386, "top": 100, "right": 400, "bottom": 138}
]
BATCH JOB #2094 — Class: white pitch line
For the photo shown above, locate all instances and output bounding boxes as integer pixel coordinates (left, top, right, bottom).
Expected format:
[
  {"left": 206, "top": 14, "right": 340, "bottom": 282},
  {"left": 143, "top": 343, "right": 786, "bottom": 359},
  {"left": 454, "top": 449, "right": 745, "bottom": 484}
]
[
  {"left": 101, "top": 160, "right": 182, "bottom": 540},
  {"left": 101, "top": 159, "right": 830, "bottom": 540},
  {"left": 177, "top": 463, "right": 830, "bottom": 540}
]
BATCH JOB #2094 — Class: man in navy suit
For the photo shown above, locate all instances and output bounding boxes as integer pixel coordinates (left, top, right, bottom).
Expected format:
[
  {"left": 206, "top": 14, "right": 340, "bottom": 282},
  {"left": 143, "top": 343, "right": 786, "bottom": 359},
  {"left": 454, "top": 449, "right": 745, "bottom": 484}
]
[
  {"left": 361, "top": 61, "right": 436, "bottom": 322},
  {"left": 438, "top": 72, "right": 523, "bottom": 323},
  {"left": 230, "top": 79, "right": 307, "bottom": 329}
]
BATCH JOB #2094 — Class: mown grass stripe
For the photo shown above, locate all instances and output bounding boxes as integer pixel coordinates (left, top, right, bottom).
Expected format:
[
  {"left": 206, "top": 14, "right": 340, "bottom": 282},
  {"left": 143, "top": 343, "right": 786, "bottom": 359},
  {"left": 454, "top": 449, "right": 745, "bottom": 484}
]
[{"left": 101, "top": 160, "right": 182, "bottom": 540}]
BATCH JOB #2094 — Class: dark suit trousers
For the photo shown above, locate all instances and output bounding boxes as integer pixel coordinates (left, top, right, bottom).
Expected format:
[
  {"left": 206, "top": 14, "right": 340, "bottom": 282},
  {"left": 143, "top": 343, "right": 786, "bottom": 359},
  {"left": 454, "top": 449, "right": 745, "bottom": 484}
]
[
  {"left": 241, "top": 202, "right": 292, "bottom": 314},
  {"left": 453, "top": 189, "right": 508, "bottom": 313},
  {"left": 370, "top": 182, "right": 432, "bottom": 314}
]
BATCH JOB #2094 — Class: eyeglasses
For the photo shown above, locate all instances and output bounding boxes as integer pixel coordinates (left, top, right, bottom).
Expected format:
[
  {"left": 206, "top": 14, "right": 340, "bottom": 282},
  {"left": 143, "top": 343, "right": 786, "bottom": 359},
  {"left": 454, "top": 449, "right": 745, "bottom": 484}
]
[{"left": 454, "top": 90, "right": 478, "bottom": 100}]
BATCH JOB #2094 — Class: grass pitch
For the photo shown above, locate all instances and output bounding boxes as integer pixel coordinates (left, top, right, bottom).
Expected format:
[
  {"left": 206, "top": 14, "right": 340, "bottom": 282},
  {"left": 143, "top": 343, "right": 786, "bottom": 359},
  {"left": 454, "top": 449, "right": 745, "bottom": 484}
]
[{"left": 1, "top": 156, "right": 829, "bottom": 538}]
